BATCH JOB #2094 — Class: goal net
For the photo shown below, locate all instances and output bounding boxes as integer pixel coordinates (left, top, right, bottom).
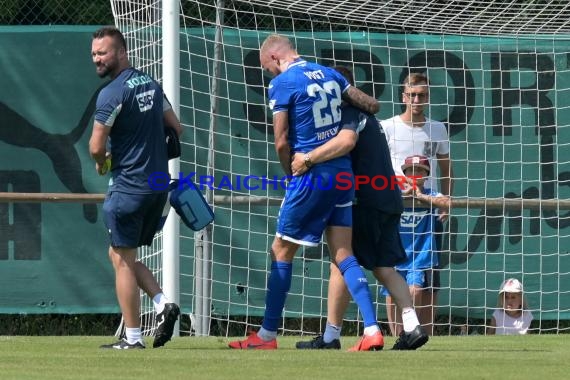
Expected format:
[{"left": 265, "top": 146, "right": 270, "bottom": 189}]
[{"left": 110, "top": 0, "right": 570, "bottom": 337}]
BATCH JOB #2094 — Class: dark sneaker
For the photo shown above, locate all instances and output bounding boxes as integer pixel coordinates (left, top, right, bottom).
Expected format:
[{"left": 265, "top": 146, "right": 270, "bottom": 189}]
[
  {"left": 296, "top": 335, "right": 341, "bottom": 349},
  {"left": 153, "top": 303, "right": 180, "bottom": 348},
  {"left": 392, "top": 325, "right": 429, "bottom": 350},
  {"left": 100, "top": 338, "right": 145, "bottom": 350}
]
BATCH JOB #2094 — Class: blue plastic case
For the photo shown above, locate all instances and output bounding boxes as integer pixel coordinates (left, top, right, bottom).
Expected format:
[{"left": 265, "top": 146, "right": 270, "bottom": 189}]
[{"left": 168, "top": 179, "right": 214, "bottom": 231}]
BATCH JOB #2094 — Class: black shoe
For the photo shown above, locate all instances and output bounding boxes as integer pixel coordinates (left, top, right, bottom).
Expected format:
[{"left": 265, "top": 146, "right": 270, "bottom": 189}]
[
  {"left": 392, "top": 326, "right": 429, "bottom": 350},
  {"left": 295, "top": 335, "right": 341, "bottom": 349},
  {"left": 100, "top": 338, "right": 145, "bottom": 350},
  {"left": 153, "top": 303, "right": 180, "bottom": 348}
]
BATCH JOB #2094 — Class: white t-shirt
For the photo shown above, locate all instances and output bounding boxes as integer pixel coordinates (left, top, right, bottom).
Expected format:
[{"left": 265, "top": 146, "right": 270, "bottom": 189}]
[
  {"left": 381, "top": 115, "right": 450, "bottom": 192},
  {"left": 492, "top": 309, "right": 534, "bottom": 335}
]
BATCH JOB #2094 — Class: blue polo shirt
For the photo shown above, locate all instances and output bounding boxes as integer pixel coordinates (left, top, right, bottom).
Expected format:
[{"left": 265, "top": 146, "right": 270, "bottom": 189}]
[{"left": 95, "top": 67, "right": 168, "bottom": 194}]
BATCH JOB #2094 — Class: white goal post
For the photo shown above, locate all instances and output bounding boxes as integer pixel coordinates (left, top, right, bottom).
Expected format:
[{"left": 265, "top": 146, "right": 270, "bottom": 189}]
[{"left": 110, "top": 0, "right": 570, "bottom": 337}]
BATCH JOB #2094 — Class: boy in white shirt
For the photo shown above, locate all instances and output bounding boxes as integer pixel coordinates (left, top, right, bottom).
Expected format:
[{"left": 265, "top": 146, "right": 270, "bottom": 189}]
[
  {"left": 381, "top": 72, "right": 452, "bottom": 195},
  {"left": 381, "top": 72, "right": 453, "bottom": 335}
]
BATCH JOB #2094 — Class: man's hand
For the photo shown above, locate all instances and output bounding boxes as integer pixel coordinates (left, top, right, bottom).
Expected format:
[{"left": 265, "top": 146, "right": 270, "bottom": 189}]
[
  {"left": 438, "top": 210, "right": 449, "bottom": 222},
  {"left": 96, "top": 153, "right": 112, "bottom": 176},
  {"left": 400, "top": 182, "right": 414, "bottom": 196},
  {"left": 291, "top": 152, "right": 308, "bottom": 176}
]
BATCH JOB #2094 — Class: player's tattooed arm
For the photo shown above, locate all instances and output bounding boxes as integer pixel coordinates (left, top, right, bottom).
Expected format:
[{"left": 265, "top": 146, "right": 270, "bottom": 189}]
[
  {"left": 343, "top": 86, "right": 380, "bottom": 114},
  {"left": 414, "top": 191, "right": 451, "bottom": 211}
]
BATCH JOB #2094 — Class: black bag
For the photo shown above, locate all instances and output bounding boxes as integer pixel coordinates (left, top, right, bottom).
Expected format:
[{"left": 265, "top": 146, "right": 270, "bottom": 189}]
[{"left": 165, "top": 127, "right": 181, "bottom": 159}]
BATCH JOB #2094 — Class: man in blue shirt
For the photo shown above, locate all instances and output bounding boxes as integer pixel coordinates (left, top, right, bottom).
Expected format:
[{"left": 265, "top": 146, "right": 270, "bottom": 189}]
[
  {"left": 89, "top": 26, "right": 182, "bottom": 350},
  {"left": 292, "top": 67, "right": 429, "bottom": 350},
  {"left": 229, "top": 34, "right": 384, "bottom": 351}
]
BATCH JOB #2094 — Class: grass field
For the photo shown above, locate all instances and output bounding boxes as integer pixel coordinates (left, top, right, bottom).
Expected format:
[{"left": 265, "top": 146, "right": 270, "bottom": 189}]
[{"left": 0, "top": 335, "right": 566, "bottom": 380}]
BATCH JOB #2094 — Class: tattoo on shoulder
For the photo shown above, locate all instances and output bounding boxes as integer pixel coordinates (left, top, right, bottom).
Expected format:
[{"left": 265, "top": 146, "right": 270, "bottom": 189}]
[{"left": 346, "top": 87, "right": 377, "bottom": 114}]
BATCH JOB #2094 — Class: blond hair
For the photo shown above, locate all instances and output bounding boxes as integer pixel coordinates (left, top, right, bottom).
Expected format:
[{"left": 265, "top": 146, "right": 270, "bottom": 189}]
[
  {"left": 260, "top": 34, "right": 295, "bottom": 55},
  {"left": 497, "top": 288, "right": 529, "bottom": 310}
]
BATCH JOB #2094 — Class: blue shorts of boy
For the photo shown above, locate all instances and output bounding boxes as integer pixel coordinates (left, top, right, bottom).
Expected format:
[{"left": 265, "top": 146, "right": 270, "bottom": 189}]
[
  {"left": 380, "top": 267, "right": 440, "bottom": 296},
  {"left": 276, "top": 165, "right": 354, "bottom": 247},
  {"left": 351, "top": 207, "right": 407, "bottom": 270},
  {"left": 103, "top": 191, "right": 168, "bottom": 248}
]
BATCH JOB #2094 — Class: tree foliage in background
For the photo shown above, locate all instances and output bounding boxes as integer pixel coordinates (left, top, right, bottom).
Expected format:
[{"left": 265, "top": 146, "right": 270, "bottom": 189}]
[
  {"left": 1, "top": 0, "right": 114, "bottom": 25},
  {"left": 3, "top": 0, "right": 568, "bottom": 28},
  {"left": 182, "top": 0, "right": 570, "bottom": 33}
]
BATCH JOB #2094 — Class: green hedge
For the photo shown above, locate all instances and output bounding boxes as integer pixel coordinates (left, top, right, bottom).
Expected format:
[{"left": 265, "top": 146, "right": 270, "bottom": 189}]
[{"left": 0, "top": 314, "right": 121, "bottom": 335}]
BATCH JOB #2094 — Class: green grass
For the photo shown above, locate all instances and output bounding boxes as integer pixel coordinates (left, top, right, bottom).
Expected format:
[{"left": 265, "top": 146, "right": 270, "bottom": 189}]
[{"left": 0, "top": 335, "right": 566, "bottom": 380}]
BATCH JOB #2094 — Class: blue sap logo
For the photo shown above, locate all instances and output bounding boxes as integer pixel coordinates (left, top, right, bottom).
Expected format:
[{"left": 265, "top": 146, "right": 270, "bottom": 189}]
[{"left": 400, "top": 211, "right": 428, "bottom": 228}]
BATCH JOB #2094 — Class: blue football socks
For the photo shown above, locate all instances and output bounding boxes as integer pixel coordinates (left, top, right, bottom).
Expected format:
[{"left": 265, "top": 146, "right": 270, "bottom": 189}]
[
  {"left": 338, "top": 256, "right": 377, "bottom": 327},
  {"left": 262, "top": 261, "right": 293, "bottom": 332}
]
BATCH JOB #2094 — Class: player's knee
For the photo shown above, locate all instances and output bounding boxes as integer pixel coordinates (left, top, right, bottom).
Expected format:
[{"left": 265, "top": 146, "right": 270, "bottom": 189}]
[{"left": 270, "top": 239, "right": 297, "bottom": 262}]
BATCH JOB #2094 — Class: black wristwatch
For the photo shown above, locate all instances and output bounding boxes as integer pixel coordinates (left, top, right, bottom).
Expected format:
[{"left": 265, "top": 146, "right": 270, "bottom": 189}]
[{"left": 304, "top": 153, "right": 313, "bottom": 168}]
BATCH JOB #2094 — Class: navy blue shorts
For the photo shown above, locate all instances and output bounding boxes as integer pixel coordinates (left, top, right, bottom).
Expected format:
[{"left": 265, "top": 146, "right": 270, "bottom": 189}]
[
  {"left": 103, "top": 191, "right": 168, "bottom": 248},
  {"left": 351, "top": 206, "right": 407, "bottom": 270}
]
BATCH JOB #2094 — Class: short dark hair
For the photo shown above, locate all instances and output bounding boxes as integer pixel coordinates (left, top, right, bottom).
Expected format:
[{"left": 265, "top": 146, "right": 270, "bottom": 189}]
[
  {"left": 332, "top": 65, "right": 354, "bottom": 86},
  {"left": 93, "top": 26, "right": 127, "bottom": 51}
]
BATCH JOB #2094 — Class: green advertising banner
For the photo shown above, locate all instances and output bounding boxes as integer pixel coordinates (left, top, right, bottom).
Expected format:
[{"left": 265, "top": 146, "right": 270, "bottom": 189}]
[
  {"left": 0, "top": 26, "right": 116, "bottom": 313},
  {"left": 1, "top": 27, "right": 570, "bottom": 321}
]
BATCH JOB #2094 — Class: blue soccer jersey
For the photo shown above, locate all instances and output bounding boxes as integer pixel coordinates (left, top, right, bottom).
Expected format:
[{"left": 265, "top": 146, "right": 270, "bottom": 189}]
[
  {"left": 95, "top": 67, "right": 169, "bottom": 194},
  {"left": 397, "top": 188, "right": 441, "bottom": 270},
  {"left": 269, "top": 59, "right": 355, "bottom": 245},
  {"left": 268, "top": 59, "right": 350, "bottom": 169}
]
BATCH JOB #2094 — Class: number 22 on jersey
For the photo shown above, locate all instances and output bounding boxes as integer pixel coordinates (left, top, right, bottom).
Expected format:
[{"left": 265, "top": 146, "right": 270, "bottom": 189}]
[{"left": 307, "top": 80, "right": 342, "bottom": 129}]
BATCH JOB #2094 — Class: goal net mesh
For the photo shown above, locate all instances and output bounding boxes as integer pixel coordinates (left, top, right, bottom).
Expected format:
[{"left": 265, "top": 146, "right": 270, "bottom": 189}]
[{"left": 110, "top": 0, "right": 570, "bottom": 337}]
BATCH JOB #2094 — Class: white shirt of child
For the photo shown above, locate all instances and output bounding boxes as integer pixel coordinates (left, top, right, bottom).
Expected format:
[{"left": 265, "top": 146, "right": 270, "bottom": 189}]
[
  {"left": 492, "top": 309, "right": 534, "bottom": 335},
  {"left": 381, "top": 115, "right": 450, "bottom": 192}
]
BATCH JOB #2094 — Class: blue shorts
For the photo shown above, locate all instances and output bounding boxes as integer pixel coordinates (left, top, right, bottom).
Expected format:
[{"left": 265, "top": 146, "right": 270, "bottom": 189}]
[
  {"left": 276, "top": 165, "right": 354, "bottom": 246},
  {"left": 103, "top": 191, "right": 168, "bottom": 248},
  {"left": 381, "top": 267, "right": 440, "bottom": 296},
  {"left": 352, "top": 207, "right": 406, "bottom": 270}
]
